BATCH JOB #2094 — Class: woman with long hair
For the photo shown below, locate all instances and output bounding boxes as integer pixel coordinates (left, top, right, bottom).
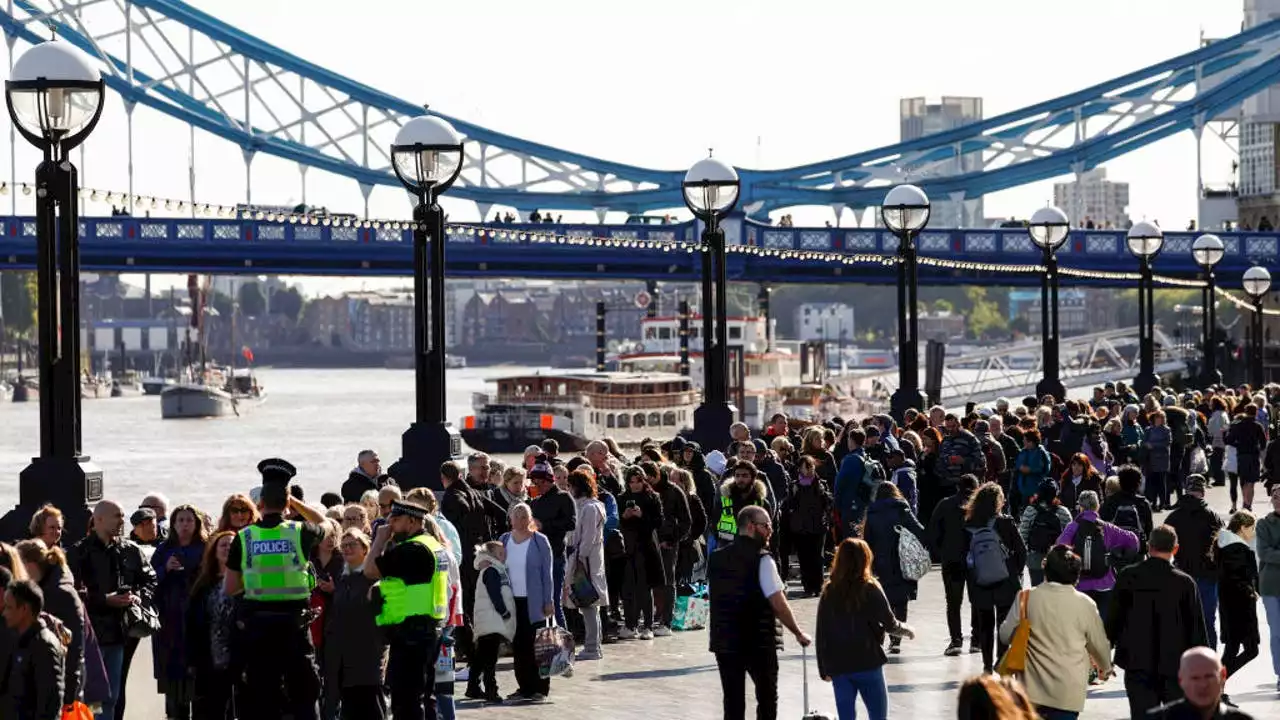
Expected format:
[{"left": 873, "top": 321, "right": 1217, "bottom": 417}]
[
  {"left": 215, "top": 494, "right": 259, "bottom": 534},
  {"left": 150, "top": 504, "right": 210, "bottom": 718},
  {"left": 956, "top": 674, "right": 1038, "bottom": 720},
  {"left": 816, "top": 538, "right": 914, "bottom": 720},
  {"left": 184, "top": 530, "right": 237, "bottom": 720},
  {"left": 28, "top": 504, "right": 64, "bottom": 548},
  {"left": 618, "top": 465, "right": 666, "bottom": 639},
  {"left": 17, "top": 538, "right": 89, "bottom": 707},
  {"left": 962, "top": 483, "right": 1027, "bottom": 674},
  {"left": 1058, "top": 453, "right": 1102, "bottom": 510},
  {"left": 0, "top": 541, "right": 28, "bottom": 581}
]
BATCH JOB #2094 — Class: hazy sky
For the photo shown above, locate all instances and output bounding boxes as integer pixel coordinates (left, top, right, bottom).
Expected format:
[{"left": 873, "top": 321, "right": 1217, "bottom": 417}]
[{"left": 0, "top": 0, "right": 1249, "bottom": 296}]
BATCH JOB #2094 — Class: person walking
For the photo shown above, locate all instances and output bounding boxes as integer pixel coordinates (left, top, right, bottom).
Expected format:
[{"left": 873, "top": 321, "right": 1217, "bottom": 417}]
[
  {"left": 1143, "top": 410, "right": 1173, "bottom": 511},
  {"left": 1054, "top": 490, "right": 1139, "bottom": 623},
  {"left": 1098, "top": 465, "right": 1154, "bottom": 560},
  {"left": 787, "top": 455, "right": 832, "bottom": 597},
  {"left": 1012, "top": 429, "right": 1051, "bottom": 516},
  {"left": 860, "top": 483, "right": 926, "bottom": 655},
  {"left": 928, "top": 473, "right": 980, "bottom": 656},
  {"left": 815, "top": 538, "right": 914, "bottom": 720},
  {"left": 1, "top": 579, "right": 66, "bottom": 720},
  {"left": 223, "top": 459, "right": 327, "bottom": 720},
  {"left": 1017, "top": 480, "right": 1072, "bottom": 587},
  {"left": 1217, "top": 510, "right": 1260, "bottom": 706},
  {"left": 1106, "top": 524, "right": 1208, "bottom": 719},
  {"left": 1259, "top": 485, "right": 1280, "bottom": 691},
  {"left": 997, "top": 545, "right": 1113, "bottom": 719},
  {"left": 961, "top": 482, "right": 1026, "bottom": 674},
  {"left": 709, "top": 505, "right": 811, "bottom": 720},
  {"left": 1164, "top": 475, "right": 1224, "bottom": 648}
]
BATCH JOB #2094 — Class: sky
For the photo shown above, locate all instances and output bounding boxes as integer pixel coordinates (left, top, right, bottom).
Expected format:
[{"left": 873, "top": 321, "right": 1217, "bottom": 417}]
[{"left": 0, "top": 0, "right": 1252, "bottom": 297}]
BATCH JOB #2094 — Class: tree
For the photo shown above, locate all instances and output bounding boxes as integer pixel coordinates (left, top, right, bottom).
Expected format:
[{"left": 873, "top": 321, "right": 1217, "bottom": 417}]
[
  {"left": 933, "top": 298, "right": 954, "bottom": 314},
  {"left": 272, "top": 286, "right": 305, "bottom": 323},
  {"left": 237, "top": 282, "right": 267, "bottom": 317},
  {"left": 965, "top": 286, "right": 1008, "bottom": 339},
  {"left": 0, "top": 271, "right": 37, "bottom": 339}
]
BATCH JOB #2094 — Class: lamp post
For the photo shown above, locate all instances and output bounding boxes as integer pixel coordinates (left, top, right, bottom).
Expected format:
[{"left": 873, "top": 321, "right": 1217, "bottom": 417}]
[
  {"left": 1127, "top": 221, "right": 1164, "bottom": 396},
  {"left": 2, "top": 38, "right": 106, "bottom": 539},
  {"left": 387, "top": 115, "right": 463, "bottom": 490},
  {"left": 683, "top": 156, "right": 740, "bottom": 451},
  {"left": 1192, "top": 234, "right": 1225, "bottom": 388},
  {"left": 1243, "top": 265, "right": 1271, "bottom": 389},
  {"left": 1028, "top": 206, "right": 1070, "bottom": 402},
  {"left": 882, "top": 184, "right": 930, "bottom": 422}
]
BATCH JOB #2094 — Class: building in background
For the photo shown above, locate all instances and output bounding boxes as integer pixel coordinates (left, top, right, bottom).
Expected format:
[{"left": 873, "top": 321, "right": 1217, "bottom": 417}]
[
  {"left": 899, "top": 97, "right": 984, "bottom": 227},
  {"left": 1236, "top": 0, "right": 1280, "bottom": 229},
  {"left": 1052, "top": 168, "right": 1132, "bottom": 229},
  {"left": 1009, "top": 288, "right": 1090, "bottom": 336},
  {"left": 918, "top": 310, "right": 966, "bottom": 342},
  {"left": 795, "top": 303, "right": 855, "bottom": 347}
]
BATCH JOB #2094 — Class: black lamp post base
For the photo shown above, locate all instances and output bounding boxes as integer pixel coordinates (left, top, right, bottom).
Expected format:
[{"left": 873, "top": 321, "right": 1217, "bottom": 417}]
[
  {"left": 388, "top": 421, "right": 461, "bottom": 492},
  {"left": 0, "top": 456, "right": 103, "bottom": 542},
  {"left": 1198, "top": 368, "right": 1222, "bottom": 390},
  {"left": 1035, "top": 377, "right": 1067, "bottom": 404},
  {"left": 889, "top": 388, "right": 927, "bottom": 424},
  {"left": 1132, "top": 371, "right": 1160, "bottom": 398},
  {"left": 693, "top": 402, "right": 737, "bottom": 453}
]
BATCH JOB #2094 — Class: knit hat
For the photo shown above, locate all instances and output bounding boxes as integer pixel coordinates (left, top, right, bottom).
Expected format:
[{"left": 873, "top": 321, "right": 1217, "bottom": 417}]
[{"left": 529, "top": 454, "right": 554, "bottom": 483}]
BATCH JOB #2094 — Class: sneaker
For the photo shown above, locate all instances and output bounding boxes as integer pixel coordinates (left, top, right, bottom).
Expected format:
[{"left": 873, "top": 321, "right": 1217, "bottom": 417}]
[
  {"left": 503, "top": 692, "right": 532, "bottom": 706},
  {"left": 618, "top": 627, "right": 637, "bottom": 640},
  {"left": 653, "top": 626, "right": 672, "bottom": 637},
  {"left": 576, "top": 649, "right": 603, "bottom": 661},
  {"left": 454, "top": 667, "right": 470, "bottom": 682},
  {"left": 944, "top": 640, "right": 963, "bottom": 657},
  {"left": 484, "top": 694, "right": 504, "bottom": 706},
  {"left": 639, "top": 628, "right": 654, "bottom": 640},
  {"left": 530, "top": 693, "right": 547, "bottom": 703},
  {"left": 968, "top": 638, "right": 982, "bottom": 655}
]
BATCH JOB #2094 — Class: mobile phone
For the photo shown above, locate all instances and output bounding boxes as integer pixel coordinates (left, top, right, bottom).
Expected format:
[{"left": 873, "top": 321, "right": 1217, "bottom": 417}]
[{"left": 626, "top": 500, "right": 636, "bottom": 509}]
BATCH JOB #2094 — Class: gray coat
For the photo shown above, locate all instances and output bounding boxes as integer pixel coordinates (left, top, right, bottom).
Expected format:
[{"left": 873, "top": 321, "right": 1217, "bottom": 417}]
[
  {"left": 322, "top": 566, "right": 386, "bottom": 690},
  {"left": 1143, "top": 424, "right": 1172, "bottom": 473},
  {"left": 566, "top": 498, "right": 608, "bottom": 608}
]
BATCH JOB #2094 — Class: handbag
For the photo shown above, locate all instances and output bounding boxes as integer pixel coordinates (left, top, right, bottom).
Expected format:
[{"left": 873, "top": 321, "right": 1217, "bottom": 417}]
[
  {"left": 534, "top": 620, "right": 575, "bottom": 679},
  {"left": 997, "top": 589, "right": 1032, "bottom": 677},
  {"left": 896, "top": 526, "right": 931, "bottom": 582},
  {"left": 123, "top": 601, "right": 159, "bottom": 639},
  {"left": 569, "top": 557, "right": 600, "bottom": 607}
]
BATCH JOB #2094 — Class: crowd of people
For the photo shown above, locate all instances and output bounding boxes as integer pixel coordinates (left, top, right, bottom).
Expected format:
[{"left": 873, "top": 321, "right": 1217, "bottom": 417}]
[{"left": 0, "top": 380, "right": 1275, "bottom": 719}]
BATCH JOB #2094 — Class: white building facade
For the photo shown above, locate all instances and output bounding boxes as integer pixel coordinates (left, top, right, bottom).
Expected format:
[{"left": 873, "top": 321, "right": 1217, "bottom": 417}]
[
  {"left": 1052, "top": 168, "right": 1131, "bottom": 229},
  {"left": 795, "top": 303, "right": 856, "bottom": 344}
]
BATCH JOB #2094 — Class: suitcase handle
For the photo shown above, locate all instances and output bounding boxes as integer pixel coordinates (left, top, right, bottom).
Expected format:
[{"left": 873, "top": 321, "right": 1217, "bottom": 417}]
[{"left": 802, "top": 646, "right": 810, "bottom": 714}]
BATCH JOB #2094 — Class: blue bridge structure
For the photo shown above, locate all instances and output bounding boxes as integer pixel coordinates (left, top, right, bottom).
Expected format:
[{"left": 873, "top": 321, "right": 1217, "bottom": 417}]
[
  {"left": 1, "top": 1, "right": 1279, "bottom": 223},
  {"left": 0, "top": 213, "right": 1272, "bottom": 287}
]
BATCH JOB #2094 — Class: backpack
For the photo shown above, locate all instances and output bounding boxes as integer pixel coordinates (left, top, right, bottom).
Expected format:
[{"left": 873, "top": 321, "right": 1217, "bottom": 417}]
[
  {"left": 1072, "top": 519, "right": 1109, "bottom": 579},
  {"left": 966, "top": 520, "right": 1010, "bottom": 586},
  {"left": 859, "top": 459, "right": 887, "bottom": 503},
  {"left": 1027, "top": 505, "right": 1062, "bottom": 554},
  {"left": 896, "top": 526, "right": 932, "bottom": 582},
  {"left": 1111, "top": 502, "right": 1144, "bottom": 544}
]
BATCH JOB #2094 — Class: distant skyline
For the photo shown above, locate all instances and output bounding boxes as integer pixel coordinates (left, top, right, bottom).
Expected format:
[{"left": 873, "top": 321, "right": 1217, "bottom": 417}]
[{"left": 0, "top": 0, "right": 1248, "bottom": 296}]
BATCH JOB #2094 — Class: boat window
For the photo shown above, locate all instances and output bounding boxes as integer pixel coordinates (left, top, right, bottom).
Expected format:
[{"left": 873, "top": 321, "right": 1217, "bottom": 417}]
[
  {"left": 558, "top": 383, "right": 567, "bottom": 395},
  {"left": 648, "top": 412, "right": 660, "bottom": 427},
  {"left": 607, "top": 414, "right": 615, "bottom": 428},
  {"left": 658, "top": 327, "right": 672, "bottom": 340},
  {"left": 642, "top": 384, "right": 653, "bottom": 395},
  {"left": 663, "top": 411, "right": 676, "bottom": 426},
  {"left": 617, "top": 414, "right": 630, "bottom": 428},
  {"left": 645, "top": 327, "right": 657, "bottom": 340},
  {"left": 633, "top": 413, "right": 645, "bottom": 428},
  {"left": 729, "top": 326, "right": 742, "bottom": 340}
]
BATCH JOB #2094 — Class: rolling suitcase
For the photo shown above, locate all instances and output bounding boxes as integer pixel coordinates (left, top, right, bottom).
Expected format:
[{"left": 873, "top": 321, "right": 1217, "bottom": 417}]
[{"left": 801, "top": 647, "right": 833, "bottom": 720}]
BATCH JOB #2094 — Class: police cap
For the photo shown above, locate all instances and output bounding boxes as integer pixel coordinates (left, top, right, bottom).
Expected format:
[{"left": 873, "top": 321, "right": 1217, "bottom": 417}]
[{"left": 257, "top": 457, "right": 297, "bottom": 488}]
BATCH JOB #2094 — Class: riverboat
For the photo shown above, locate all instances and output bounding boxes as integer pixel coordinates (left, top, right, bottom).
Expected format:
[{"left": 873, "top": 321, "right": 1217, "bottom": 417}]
[{"left": 461, "top": 371, "right": 696, "bottom": 453}]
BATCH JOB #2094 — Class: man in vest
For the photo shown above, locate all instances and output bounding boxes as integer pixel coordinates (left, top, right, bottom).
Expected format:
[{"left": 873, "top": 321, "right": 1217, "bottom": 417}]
[
  {"left": 366, "top": 498, "right": 449, "bottom": 720},
  {"left": 223, "top": 458, "right": 327, "bottom": 720},
  {"left": 709, "top": 505, "right": 811, "bottom": 720}
]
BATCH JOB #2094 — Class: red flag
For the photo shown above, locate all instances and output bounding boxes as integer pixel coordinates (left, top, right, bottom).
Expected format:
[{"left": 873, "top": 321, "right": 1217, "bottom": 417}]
[{"left": 242, "top": 346, "right": 254, "bottom": 363}]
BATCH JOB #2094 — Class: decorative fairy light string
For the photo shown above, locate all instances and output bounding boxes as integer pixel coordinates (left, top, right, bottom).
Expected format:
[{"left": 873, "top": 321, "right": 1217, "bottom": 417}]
[{"left": 2, "top": 181, "right": 1271, "bottom": 311}]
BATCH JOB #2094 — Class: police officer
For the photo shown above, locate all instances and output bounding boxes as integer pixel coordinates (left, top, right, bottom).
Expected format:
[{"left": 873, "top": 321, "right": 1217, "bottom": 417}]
[
  {"left": 365, "top": 498, "right": 449, "bottom": 720},
  {"left": 223, "top": 458, "right": 327, "bottom": 720}
]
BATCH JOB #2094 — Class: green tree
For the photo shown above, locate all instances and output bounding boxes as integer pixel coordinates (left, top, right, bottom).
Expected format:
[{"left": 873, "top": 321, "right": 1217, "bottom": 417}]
[
  {"left": 272, "top": 286, "right": 305, "bottom": 322},
  {"left": 933, "top": 298, "right": 954, "bottom": 314},
  {"left": 0, "top": 271, "right": 37, "bottom": 339},
  {"left": 237, "top": 282, "right": 267, "bottom": 317},
  {"left": 965, "top": 286, "right": 1008, "bottom": 339}
]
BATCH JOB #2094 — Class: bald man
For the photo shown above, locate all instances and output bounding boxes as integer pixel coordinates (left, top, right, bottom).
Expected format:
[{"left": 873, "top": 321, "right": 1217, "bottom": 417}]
[
  {"left": 1145, "top": 647, "right": 1254, "bottom": 718},
  {"left": 71, "top": 500, "right": 157, "bottom": 720}
]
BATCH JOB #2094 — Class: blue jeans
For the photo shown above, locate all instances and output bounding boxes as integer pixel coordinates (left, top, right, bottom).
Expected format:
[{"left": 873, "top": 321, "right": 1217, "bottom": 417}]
[
  {"left": 832, "top": 667, "right": 888, "bottom": 720},
  {"left": 1263, "top": 595, "right": 1280, "bottom": 677},
  {"left": 97, "top": 643, "right": 125, "bottom": 720},
  {"left": 1197, "top": 578, "right": 1219, "bottom": 648},
  {"left": 552, "top": 553, "right": 567, "bottom": 626},
  {"left": 1036, "top": 707, "right": 1078, "bottom": 720}
]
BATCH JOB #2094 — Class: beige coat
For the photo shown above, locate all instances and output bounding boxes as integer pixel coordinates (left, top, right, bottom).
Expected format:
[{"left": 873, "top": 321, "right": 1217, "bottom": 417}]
[{"left": 998, "top": 581, "right": 1113, "bottom": 713}]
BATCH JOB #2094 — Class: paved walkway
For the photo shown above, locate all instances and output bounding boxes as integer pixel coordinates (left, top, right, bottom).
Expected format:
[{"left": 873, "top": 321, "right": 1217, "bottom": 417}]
[{"left": 127, "top": 485, "right": 1280, "bottom": 719}]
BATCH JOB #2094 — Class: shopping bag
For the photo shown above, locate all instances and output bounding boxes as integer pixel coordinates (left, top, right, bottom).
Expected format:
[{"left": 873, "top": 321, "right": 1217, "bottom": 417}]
[
  {"left": 896, "top": 526, "right": 932, "bottom": 582},
  {"left": 61, "top": 702, "right": 93, "bottom": 720},
  {"left": 996, "top": 589, "right": 1031, "bottom": 677},
  {"left": 435, "top": 634, "right": 456, "bottom": 695},
  {"left": 569, "top": 559, "right": 600, "bottom": 607},
  {"left": 673, "top": 584, "right": 708, "bottom": 631},
  {"left": 534, "top": 620, "right": 575, "bottom": 679}
]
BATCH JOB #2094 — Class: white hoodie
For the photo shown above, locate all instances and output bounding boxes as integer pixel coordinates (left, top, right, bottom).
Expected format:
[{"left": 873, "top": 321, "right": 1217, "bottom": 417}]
[{"left": 472, "top": 547, "right": 517, "bottom": 641}]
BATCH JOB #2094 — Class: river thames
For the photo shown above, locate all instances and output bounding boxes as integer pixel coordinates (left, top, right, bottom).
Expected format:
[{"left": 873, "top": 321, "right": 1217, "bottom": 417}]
[{"left": 0, "top": 367, "right": 530, "bottom": 512}]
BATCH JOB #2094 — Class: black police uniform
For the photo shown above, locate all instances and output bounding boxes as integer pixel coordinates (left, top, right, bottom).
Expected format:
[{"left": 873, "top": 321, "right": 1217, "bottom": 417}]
[{"left": 225, "top": 458, "right": 325, "bottom": 720}]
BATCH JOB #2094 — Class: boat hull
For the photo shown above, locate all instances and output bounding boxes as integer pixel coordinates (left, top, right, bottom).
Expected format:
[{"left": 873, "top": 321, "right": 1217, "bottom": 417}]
[
  {"left": 141, "top": 379, "right": 171, "bottom": 396},
  {"left": 161, "top": 385, "right": 236, "bottom": 419},
  {"left": 461, "top": 427, "right": 586, "bottom": 454}
]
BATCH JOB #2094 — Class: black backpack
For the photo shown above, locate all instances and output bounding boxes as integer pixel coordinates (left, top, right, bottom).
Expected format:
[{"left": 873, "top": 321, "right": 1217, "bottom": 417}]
[
  {"left": 1072, "top": 519, "right": 1110, "bottom": 579},
  {"left": 1027, "top": 505, "right": 1062, "bottom": 554},
  {"left": 1111, "top": 502, "right": 1145, "bottom": 544}
]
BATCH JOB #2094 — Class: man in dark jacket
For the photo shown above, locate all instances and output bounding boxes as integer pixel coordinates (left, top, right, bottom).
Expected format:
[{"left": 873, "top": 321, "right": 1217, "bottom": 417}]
[
  {"left": 708, "top": 506, "right": 810, "bottom": 720},
  {"left": 2, "top": 579, "right": 65, "bottom": 720},
  {"left": 927, "top": 473, "right": 979, "bottom": 656},
  {"left": 1163, "top": 475, "right": 1224, "bottom": 648},
  {"left": 340, "top": 449, "right": 391, "bottom": 503},
  {"left": 650, "top": 462, "right": 692, "bottom": 635},
  {"left": 1106, "top": 524, "right": 1208, "bottom": 719},
  {"left": 988, "top": 417, "right": 1020, "bottom": 493},
  {"left": 1147, "top": 647, "right": 1255, "bottom": 719},
  {"left": 939, "top": 414, "right": 986, "bottom": 488},
  {"left": 529, "top": 456, "right": 577, "bottom": 627},
  {"left": 72, "top": 500, "right": 156, "bottom": 720},
  {"left": 440, "top": 460, "right": 506, "bottom": 658}
]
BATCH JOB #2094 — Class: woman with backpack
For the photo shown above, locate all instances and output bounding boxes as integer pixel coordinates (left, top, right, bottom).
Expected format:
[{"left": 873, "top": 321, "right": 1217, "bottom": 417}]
[
  {"left": 1099, "top": 464, "right": 1154, "bottom": 558},
  {"left": 788, "top": 455, "right": 833, "bottom": 597},
  {"left": 961, "top": 482, "right": 1027, "bottom": 674},
  {"left": 860, "top": 483, "right": 927, "bottom": 655},
  {"left": 1017, "top": 479, "right": 1072, "bottom": 587},
  {"left": 1053, "top": 490, "right": 1139, "bottom": 625}
]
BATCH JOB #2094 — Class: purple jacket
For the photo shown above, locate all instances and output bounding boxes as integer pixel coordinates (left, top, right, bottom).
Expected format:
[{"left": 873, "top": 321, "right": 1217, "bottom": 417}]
[{"left": 1056, "top": 510, "right": 1139, "bottom": 592}]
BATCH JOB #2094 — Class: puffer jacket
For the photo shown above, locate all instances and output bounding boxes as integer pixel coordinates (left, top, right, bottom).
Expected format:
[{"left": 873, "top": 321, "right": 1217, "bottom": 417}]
[
  {"left": 472, "top": 548, "right": 517, "bottom": 641},
  {"left": 939, "top": 429, "right": 986, "bottom": 486}
]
